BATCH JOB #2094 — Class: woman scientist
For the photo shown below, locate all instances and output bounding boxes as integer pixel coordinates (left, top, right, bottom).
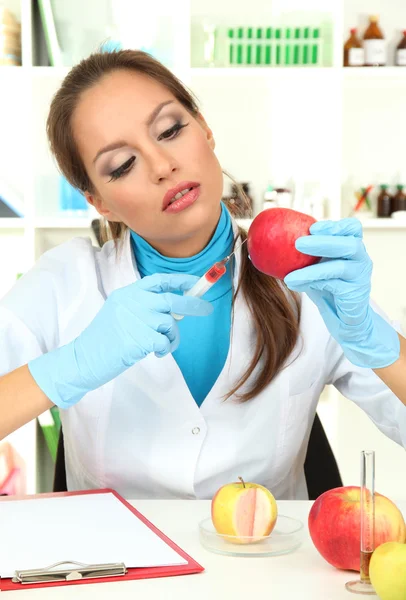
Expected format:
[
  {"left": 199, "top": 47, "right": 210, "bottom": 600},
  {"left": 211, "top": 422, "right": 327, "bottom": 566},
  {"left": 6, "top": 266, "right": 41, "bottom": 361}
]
[{"left": 0, "top": 50, "right": 405, "bottom": 500}]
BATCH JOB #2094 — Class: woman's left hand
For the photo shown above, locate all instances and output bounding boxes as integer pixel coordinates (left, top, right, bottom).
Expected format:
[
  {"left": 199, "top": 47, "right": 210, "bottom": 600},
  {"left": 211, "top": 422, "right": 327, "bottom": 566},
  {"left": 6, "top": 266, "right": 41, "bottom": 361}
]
[{"left": 284, "top": 218, "right": 400, "bottom": 369}]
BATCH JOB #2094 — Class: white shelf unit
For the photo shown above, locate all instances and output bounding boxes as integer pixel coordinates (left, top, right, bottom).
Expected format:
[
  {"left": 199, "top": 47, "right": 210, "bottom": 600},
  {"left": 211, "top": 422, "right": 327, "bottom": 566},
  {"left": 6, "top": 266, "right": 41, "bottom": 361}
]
[{"left": 0, "top": 0, "right": 405, "bottom": 494}]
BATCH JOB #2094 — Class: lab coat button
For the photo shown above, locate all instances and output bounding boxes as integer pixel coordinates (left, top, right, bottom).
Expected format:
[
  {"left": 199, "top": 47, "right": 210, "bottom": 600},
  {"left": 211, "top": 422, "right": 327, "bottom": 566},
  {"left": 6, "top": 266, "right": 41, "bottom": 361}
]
[{"left": 192, "top": 427, "right": 200, "bottom": 435}]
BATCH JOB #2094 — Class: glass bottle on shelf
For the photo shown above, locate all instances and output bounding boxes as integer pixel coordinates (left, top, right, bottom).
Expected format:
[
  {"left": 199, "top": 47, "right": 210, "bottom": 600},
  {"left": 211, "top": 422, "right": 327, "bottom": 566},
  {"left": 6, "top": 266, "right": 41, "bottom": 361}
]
[
  {"left": 363, "top": 16, "right": 386, "bottom": 67},
  {"left": 392, "top": 185, "right": 406, "bottom": 213},
  {"left": 343, "top": 28, "right": 364, "bottom": 67},
  {"left": 225, "top": 182, "right": 253, "bottom": 218},
  {"left": 263, "top": 184, "right": 278, "bottom": 210},
  {"left": 376, "top": 185, "right": 392, "bottom": 217},
  {"left": 395, "top": 30, "right": 406, "bottom": 67},
  {"left": 312, "top": 28, "right": 320, "bottom": 66}
]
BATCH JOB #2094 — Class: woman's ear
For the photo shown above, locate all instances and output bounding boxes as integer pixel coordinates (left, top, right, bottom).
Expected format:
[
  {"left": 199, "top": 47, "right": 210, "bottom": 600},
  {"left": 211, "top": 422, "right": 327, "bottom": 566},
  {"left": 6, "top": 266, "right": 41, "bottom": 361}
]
[
  {"left": 196, "top": 112, "right": 215, "bottom": 150},
  {"left": 85, "top": 192, "right": 120, "bottom": 222}
]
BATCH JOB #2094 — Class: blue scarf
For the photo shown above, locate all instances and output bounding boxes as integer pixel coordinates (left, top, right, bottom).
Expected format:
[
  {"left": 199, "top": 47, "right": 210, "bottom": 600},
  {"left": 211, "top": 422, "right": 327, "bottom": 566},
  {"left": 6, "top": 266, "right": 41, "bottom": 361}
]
[{"left": 131, "top": 202, "right": 234, "bottom": 406}]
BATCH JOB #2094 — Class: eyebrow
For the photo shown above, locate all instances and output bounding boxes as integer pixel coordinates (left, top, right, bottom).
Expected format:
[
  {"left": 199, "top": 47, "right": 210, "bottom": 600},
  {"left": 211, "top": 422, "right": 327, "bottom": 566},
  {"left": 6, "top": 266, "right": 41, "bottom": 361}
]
[{"left": 92, "top": 100, "right": 174, "bottom": 164}]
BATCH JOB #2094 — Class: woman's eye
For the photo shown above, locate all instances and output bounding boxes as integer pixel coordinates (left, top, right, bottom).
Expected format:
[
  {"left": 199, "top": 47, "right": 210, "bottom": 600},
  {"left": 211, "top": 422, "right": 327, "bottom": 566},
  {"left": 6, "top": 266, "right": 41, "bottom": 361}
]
[
  {"left": 158, "top": 121, "right": 188, "bottom": 141},
  {"left": 108, "top": 156, "right": 136, "bottom": 181}
]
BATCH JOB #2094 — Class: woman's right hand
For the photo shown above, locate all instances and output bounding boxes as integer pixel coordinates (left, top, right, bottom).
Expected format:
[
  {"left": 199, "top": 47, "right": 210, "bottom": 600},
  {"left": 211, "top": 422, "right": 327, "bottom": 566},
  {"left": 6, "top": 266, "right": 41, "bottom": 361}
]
[{"left": 28, "top": 274, "right": 213, "bottom": 409}]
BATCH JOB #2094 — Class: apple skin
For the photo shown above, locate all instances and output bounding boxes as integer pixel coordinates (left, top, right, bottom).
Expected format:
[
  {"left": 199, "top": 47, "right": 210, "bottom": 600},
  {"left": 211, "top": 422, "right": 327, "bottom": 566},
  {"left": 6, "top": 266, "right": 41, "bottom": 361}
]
[
  {"left": 247, "top": 207, "right": 321, "bottom": 279},
  {"left": 211, "top": 479, "right": 278, "bottom": 544},
  {"left": 308, "top": 486, "right": 406, "bottom": 571},
  {"left": 369, "top": 541, "right": 406, "bottom": 600}
]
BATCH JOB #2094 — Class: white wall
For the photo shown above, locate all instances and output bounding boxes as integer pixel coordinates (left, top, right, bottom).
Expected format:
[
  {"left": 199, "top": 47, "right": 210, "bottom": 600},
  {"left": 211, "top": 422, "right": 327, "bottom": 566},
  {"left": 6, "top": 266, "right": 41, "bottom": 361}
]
[{"left": 319, "top": 387, "right": 406, "bottom": 501}]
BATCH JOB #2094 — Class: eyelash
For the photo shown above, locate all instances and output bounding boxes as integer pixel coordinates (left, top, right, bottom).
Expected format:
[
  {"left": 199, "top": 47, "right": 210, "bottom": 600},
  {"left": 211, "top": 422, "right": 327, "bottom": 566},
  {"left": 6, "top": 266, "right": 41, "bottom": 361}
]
[{"left": 108, "top": 121, "right": 189, "bottom": 182}]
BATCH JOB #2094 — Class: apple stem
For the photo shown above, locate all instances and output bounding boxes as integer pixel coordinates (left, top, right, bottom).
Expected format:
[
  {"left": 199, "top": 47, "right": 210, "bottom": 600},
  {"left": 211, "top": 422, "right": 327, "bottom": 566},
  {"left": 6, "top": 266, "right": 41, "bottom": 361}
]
[{"left": 238, "top": 476, "right": 246, "bottom": 488}]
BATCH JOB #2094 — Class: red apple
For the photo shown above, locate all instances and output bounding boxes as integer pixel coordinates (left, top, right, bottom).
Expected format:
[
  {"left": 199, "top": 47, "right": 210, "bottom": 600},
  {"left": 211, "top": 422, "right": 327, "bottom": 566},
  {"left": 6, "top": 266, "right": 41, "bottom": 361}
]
[
  {"left": 247, "top": 207, "right": 321, "bottom": 279},
  {"left": 308, "top": 486, "right": 406, "bottom": 571},
  {"left": 211, "top": 477, "right": 278, "bottom": 544}
]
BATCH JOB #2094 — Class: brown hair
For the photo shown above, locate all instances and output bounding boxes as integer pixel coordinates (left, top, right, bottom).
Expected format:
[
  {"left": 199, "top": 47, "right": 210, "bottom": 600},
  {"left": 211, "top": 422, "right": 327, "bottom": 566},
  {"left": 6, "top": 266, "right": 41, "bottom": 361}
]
[{"left": 47, "top": 49, "right": 301, "bottom": 402}]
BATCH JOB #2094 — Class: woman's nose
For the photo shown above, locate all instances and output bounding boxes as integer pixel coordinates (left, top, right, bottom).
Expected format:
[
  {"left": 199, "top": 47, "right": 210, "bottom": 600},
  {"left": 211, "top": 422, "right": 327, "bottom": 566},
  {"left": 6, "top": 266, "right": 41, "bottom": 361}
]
[{"left": 146, "top": 147, "right": 178, "bottom": 183}]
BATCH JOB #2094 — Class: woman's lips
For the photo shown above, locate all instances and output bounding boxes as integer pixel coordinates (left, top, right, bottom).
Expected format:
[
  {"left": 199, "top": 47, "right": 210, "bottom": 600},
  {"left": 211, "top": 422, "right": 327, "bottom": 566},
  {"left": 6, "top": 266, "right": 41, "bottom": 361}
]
[
  {"left": 164, "top": 186, "right": 201, "bottom": 214},
  {"left": 162, "top": 181, "right": 200, "bottom": 210}
]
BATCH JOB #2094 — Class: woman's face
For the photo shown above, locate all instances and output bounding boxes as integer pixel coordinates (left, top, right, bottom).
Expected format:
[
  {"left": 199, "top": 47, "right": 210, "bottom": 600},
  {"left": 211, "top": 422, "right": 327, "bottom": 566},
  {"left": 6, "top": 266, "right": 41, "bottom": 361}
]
[{"left": 72, "top": 69, "right": 224, "bottom": 257}]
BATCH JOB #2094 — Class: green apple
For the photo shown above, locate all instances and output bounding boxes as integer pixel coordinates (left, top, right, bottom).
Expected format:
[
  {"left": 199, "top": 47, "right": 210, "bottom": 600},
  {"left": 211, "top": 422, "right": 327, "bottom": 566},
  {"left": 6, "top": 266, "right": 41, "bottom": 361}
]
[{"left": 370, "top": 541, "right": 406, "bottom": 600}]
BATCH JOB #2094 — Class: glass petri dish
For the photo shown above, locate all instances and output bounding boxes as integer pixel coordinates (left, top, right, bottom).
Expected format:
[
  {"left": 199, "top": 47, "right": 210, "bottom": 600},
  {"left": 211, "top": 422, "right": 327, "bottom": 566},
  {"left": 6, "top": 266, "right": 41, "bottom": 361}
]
[{"left": 198, "top": 514, "right": 304, "bottom": 557}]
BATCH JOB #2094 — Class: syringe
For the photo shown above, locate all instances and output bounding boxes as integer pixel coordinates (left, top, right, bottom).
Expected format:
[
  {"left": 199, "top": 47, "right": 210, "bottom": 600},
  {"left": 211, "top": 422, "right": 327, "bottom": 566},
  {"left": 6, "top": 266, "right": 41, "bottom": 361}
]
[{"left": 172, "top": 239, "right": 247, "bottom": 321}]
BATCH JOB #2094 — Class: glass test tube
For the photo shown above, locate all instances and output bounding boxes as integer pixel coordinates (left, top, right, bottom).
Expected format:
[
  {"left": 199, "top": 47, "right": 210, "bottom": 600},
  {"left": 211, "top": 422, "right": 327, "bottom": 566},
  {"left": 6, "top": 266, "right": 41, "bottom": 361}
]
[
  {"left": 360, "top": 450, "right": 375, "bottom": 582},
  {"left": 345, "top": 450, "right": 376, "bottom": 595}
]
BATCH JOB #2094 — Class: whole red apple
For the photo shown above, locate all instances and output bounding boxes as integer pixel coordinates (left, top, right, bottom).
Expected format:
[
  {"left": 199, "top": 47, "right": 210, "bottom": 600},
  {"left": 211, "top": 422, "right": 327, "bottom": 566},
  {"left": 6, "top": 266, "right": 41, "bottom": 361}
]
[
  {"left": 247, "top": 207, "right": 321, "bottom": 279},
  {"left": 308, "top": 486, "right": 406, "bottom": 571}
]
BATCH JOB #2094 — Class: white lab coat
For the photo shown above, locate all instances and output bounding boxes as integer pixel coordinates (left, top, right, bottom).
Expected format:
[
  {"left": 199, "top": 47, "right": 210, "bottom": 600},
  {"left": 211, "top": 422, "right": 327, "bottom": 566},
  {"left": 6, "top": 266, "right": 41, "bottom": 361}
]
[{"left": 1, "top": 226, "right": 405, "bottom": 500}]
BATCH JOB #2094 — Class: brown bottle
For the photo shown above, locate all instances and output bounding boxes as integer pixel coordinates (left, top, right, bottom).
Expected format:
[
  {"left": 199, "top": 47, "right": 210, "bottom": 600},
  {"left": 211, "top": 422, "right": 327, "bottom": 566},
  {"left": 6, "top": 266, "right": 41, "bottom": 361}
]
[
  {"left": 363, "top": 16, "right": 386, "bottom": 66},
  {"left": 396, "top": 30, "right": 406, "bottom": 66},
  {"left": 227, "top": 182, "right": 253, "bottom": 218},
  {"left": 392, "top": 185, "right": 406, "bottom": 213},
  {"left": 376, "top": 185, "right": 392, "bottom": 217},
  {"left": 344, "top": 28, "right": 364, "bottom": 67}
]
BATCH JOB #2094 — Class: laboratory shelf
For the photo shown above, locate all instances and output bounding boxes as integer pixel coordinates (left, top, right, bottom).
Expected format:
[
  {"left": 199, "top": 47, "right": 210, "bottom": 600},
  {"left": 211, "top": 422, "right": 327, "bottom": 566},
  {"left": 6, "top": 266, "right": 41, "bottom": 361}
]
[
  {"left": 343, "top": 67, "right": 406, "bottom": 79},
  {"left": 0, "top": 218, "right": 26, "bottom": 229},
  {"left": 361, "top": 218, "right": 406, "bottom": 229},
  {"left": 34, "top": 217, "right": 93, "bottom": 229},
  {"left": 191, "top": 67, "right": 337, "bottom": 77}
]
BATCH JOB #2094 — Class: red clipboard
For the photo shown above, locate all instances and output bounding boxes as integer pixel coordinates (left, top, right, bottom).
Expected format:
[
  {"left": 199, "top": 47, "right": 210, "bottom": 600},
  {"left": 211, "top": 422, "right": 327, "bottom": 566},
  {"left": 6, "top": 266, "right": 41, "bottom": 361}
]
[{"left": 0, "top": 488, "right": 204, "bottom": 591}]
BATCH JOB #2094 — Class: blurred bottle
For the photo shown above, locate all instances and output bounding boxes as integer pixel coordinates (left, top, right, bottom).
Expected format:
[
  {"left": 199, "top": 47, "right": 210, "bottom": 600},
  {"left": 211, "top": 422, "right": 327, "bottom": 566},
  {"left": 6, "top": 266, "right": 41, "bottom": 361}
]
[
  {"left": 227, "top": 28, "right": 234, "bottom": 65},
  {"left": 376, "top": 185, "right": 392, "bottom": 217},
  {"left": 0, "top": 5, "right": 21, "bottom": 66},
  {"left": 312, "top": 28, "right": 320, "bottom": 65},
  {"left": 246, "top": 27, "right": 253, "bottom": 65},
  {"left": 395, "top": 30, "right": 406, "bottom": 67},
  {"left": 236, "top": 27, "right": 244, "bottom": 65},
  {"left": 363, "top": 16, "right": 386, "bottom": 67},
  {"left": 225, "top": 182, "right": 253, "bottom": 218},
  {"left": 293, "top": 28, "right": 301, "bottom": 65},
  {"left": 265, "top": 27, "right": 272, "bottom": 65},
  {"left": 263, "top": 183, "right": 278, "bottom": 210},
  {"left": 303, "top": 27, "right": 310, "bottom": 65},
  {"left": 343, "top": 28, "right": 364, "bottom": 67},
  {"left": 0, "top": 442, "right": 26, "bottom": 496},
  {"left": 255, "top": 28, "right": 262, "bottom": 65},
  {"left": 275, "top": 28, "right": 282, "bottom": 66},
  {"left": 392, "top": 185, "right": 406, "bottom": 213},
  {"left": 202, "top": 21, "right": 217, "bottom": 67},
  {"left": 274, "top": 187, "right": 293, "bottom": 209},
  {"left": 285, "top": 28, "right": 292, "bottom": 66}
]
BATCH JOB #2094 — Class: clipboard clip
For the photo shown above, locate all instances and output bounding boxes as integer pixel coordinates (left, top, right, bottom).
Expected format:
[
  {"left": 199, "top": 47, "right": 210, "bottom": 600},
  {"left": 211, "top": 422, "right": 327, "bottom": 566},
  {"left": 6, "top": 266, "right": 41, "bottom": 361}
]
[{"left": 12, "top": 560, "right": 128, "bottom": 584}]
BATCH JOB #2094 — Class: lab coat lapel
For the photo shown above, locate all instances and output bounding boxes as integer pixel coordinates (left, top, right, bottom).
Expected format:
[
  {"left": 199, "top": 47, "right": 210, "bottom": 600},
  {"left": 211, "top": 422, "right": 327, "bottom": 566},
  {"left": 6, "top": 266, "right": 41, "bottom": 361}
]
[{"left": 103, "top": 219, "right": 249, "bottom": 417}]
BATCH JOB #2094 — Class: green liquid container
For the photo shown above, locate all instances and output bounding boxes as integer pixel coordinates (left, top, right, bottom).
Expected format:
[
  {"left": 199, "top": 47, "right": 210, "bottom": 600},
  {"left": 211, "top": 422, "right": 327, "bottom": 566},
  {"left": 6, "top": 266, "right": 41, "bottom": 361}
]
[
  {"left": 303, "top": 27, "right": 310, "bottom": 65},
  {"left": 275, "top": 28, "right": 282, "bottom": 65},
  {"left": 293, "top": 28, "right": 301, "bottom": 65},
  {"left": 312, "top": 28, "right": 320, "bottom": 65},
  {"left": 228, "top": 28, "right": 234, "bottom": 65},
  {"left": 255, "top": 28, "right": 262, "bottom": 65},
  {"left": 246, "top": 27, "right": 253, "bottom": 64},
  {"left": 265, "top": 27, "right": 272, "bottom": 65},
  {"left": 237, "top": 27, "right": 244, "bottom": 65},
  {"left": 285, "top": 28, "right": 292, "bottom": 65}
]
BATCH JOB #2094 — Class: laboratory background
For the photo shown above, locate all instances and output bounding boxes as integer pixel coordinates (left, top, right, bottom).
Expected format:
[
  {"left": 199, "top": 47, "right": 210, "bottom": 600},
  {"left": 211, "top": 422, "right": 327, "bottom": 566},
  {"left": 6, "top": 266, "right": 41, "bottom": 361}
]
[{"left": 0, "top": 0, "right": 405, "bottom": 498}]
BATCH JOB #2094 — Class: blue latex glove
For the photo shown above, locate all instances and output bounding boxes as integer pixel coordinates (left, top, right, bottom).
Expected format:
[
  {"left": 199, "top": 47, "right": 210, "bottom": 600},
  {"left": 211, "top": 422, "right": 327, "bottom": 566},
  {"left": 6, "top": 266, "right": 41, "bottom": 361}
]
[
  {"left": 28, "top": 274, "right": 213, "bottom": 409},
  {"left": 284, "top": 218, "right": 400, "bottom": 369}
]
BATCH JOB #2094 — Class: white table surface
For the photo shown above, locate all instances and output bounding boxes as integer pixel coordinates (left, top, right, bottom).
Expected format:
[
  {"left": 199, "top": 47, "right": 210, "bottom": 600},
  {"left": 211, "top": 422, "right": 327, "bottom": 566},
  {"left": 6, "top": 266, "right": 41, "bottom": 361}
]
[{"left": 4, "top": 499, "right": 404, "bottom": 600}]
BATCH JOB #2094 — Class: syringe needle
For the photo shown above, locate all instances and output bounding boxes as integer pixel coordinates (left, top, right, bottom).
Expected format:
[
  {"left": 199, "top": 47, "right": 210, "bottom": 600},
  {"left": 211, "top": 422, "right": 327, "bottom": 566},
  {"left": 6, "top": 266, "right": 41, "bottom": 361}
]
[{"left": 222, "top": 238, "right": 247, "bottom": 265}]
